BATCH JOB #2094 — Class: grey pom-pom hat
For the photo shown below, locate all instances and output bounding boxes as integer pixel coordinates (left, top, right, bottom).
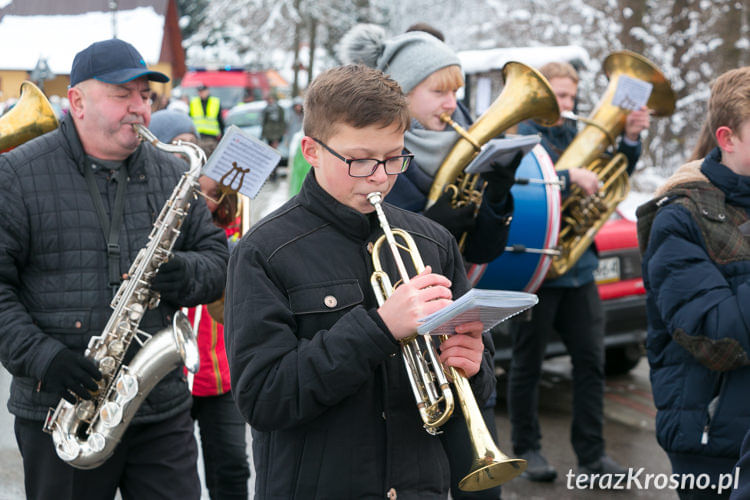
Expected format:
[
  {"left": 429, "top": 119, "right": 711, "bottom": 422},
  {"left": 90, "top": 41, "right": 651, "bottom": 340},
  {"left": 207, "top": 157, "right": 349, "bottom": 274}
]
[{"left": 337, "top": 24, "right": 461, "bottom": 95}]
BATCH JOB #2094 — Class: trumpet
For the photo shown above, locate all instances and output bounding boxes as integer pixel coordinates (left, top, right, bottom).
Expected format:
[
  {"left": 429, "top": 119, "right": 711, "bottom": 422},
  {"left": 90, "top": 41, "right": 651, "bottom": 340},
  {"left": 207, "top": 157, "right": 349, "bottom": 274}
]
[{"left": 367, "top": 192, "right": 526, "bottom": 491}]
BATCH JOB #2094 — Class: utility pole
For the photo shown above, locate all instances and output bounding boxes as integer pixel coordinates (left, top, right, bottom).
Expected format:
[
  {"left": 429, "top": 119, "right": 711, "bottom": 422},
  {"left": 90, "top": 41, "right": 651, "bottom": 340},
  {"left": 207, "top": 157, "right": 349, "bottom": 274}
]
[{"left": 109, "top": 0, "right": 118, "bottom": 38}]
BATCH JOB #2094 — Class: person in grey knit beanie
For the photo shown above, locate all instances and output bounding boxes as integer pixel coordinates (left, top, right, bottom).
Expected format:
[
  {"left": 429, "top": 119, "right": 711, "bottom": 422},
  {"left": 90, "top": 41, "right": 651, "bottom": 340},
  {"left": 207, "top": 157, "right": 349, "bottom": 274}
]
[
  {"left": 337, "top": 23, "right": 460, "bottom": 95},
  {"left": 149, "top": 108, "right": 199, "bottom": 144}
]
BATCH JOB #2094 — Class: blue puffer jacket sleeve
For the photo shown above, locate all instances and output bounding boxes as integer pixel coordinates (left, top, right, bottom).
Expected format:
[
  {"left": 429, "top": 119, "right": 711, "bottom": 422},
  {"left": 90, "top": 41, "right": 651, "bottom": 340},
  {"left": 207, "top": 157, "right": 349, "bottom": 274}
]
[{"left": 645, "top": 204, "right": 750, "bottom": 351}]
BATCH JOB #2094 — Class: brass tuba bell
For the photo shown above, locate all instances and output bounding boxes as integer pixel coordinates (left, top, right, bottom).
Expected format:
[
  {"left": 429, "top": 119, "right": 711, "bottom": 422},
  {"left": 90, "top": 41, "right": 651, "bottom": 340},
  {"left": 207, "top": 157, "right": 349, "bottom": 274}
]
[
  {"left": 547, "top": 50, "right": 676, "bottom": 279},
  {"left": 426, "top": 61, "right": 560, "bottom": 250},
  {"left": 0, "top": 81, "right": 59, "bottom": 152}
]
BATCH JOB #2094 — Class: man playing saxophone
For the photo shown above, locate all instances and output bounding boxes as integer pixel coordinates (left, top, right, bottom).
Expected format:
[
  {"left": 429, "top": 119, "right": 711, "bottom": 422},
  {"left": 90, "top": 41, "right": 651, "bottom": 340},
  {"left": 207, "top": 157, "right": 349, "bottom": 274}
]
[
  {"left": 0, "top": 39, "right": 228, "bottom": 499},
  {"left": 225, "top": 64, "right": 495, "bottom": 499}
]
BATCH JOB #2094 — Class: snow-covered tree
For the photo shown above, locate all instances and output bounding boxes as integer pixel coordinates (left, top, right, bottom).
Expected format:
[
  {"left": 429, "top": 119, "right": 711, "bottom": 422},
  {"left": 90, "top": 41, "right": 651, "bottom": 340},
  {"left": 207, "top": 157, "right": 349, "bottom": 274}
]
[{"left": 180, "top": 0, "right": 749, "bottom": 172}]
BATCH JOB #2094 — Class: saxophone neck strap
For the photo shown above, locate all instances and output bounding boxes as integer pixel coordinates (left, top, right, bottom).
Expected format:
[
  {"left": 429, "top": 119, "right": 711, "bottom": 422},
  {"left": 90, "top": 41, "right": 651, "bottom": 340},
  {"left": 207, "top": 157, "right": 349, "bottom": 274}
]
[{"left": 83, "top": 161, "right": 128, "bottom": 292}]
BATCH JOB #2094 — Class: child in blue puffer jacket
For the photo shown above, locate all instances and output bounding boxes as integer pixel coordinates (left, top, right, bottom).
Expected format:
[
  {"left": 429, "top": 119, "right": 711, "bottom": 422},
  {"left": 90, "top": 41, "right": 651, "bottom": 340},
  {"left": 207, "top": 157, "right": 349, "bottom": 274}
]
[{"left": 639, "top": 66, "right": 750, "bottom": 500}]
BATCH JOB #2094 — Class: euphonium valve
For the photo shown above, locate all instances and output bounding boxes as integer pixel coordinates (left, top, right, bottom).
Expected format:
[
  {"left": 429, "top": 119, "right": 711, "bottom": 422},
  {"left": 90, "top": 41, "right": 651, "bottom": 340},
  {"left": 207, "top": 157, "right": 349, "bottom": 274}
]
[{"left": 367, "top": 192, "right": 527, "bottom": 491}]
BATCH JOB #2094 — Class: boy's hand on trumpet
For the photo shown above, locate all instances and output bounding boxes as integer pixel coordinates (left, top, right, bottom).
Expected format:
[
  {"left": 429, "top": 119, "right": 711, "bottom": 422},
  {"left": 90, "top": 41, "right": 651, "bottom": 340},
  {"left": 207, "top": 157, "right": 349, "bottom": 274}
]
[
  {"left": 377, "top": 265, "right": 453, "bottom": 341},
  {"left": 439, "top": 321, "right": 485, "bottom": 378}
]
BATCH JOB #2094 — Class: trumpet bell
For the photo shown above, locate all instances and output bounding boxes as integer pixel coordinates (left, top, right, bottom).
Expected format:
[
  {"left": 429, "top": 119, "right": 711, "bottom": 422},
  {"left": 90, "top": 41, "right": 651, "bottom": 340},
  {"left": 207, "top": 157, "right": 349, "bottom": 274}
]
[
  {"left": 460, "top": 457, "right": 528, "bottom": 492},
  {"left": 451, "top": 371, "right": 527, "bottom": 491},
  {"left": 0, "top": 81, "right": 59, "bottom": 152}
]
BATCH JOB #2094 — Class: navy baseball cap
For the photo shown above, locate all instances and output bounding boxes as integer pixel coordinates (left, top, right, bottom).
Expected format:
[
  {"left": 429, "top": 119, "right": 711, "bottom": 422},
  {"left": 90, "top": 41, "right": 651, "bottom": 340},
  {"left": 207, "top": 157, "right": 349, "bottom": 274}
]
[{"left": 70, "top": 38, "right": 169, "bottom": 87}]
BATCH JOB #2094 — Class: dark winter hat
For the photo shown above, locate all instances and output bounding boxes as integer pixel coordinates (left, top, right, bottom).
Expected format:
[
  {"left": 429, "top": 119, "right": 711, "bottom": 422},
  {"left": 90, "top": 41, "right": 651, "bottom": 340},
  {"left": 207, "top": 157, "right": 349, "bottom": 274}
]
[
  {"left": 149, "top": 109, "right": 198, "bottom": 144},
  {"left": 337, "top": 24, "right": 460, "bottom": 94},
  {"left": 70, "top": 38, "right": 169, "bottom": 87}
]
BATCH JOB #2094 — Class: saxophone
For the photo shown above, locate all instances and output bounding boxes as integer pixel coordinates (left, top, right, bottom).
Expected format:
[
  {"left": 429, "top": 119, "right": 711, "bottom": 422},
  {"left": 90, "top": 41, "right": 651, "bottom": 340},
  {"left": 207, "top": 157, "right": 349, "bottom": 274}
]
[{"left": 43, "top": 124, "right": 206, "bottom": 469}]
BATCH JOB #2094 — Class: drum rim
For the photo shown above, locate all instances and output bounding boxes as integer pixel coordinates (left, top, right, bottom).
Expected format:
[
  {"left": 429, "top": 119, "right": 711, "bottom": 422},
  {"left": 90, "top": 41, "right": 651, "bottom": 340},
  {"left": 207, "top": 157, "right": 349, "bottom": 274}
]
[{"left": 524, "top": 145, "right": 560, "bottom": 292}]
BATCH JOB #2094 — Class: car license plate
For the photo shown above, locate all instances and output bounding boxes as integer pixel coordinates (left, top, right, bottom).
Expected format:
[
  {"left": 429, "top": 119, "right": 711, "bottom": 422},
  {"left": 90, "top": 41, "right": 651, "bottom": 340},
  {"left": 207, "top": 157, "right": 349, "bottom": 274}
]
[{"left": 594, "top": 256, "right": 620, "bottom": 284}]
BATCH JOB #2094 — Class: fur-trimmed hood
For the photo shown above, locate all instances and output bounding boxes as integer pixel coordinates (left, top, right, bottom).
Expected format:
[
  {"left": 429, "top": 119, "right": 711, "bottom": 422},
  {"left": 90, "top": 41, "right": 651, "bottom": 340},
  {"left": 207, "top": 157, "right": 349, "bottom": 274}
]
[{"left": 654, "top": 159, "right": 709, "bottom": 197}]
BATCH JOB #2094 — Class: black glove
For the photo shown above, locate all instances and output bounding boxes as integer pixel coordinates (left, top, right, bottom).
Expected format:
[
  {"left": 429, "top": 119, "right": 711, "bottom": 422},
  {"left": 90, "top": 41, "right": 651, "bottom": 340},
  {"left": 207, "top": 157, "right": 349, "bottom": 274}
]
[
  {"left": 481, "top": 151, "right": 524, "bottom": 203},
  {"left": 423, "top": 191, "right": 477, "bottom": 241},
  {"left": 151, "top": 255, "right": 190, "bottom": 304},
  {"left": 43, "top": 349, "right": 102, "bottom": 404}
]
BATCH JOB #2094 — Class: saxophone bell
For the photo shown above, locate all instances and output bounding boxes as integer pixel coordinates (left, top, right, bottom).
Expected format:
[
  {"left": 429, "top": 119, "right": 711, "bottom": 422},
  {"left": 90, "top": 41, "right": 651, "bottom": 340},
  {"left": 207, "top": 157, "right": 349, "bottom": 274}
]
[{"left": 43, "top": 312, "right": 198, "bottom": 469}]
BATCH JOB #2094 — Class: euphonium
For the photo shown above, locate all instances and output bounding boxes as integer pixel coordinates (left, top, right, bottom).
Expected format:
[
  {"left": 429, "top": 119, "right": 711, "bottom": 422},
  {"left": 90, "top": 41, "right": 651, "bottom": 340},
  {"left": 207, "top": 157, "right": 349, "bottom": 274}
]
[
  {"left": 0, "top": 80, "right": 59, "bottom": 152},
  {"left": 42, "top": 124, "right": 204, "bottom": 469},
  {"left": 426, "top": 61, "right": 560, "bottom": 250},
  {"left": 547, "top": 50, "right": 676, "bottom": 279},
  {"left": 368, "top": 192, "right": 526, "bottom": 491}
]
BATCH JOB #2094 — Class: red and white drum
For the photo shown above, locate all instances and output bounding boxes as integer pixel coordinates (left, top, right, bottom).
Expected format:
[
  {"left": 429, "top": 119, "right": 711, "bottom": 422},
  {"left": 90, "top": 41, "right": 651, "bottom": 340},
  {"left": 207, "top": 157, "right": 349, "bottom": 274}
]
[{"left": 467, "top": 144, "right": 561, "bottom": 293}]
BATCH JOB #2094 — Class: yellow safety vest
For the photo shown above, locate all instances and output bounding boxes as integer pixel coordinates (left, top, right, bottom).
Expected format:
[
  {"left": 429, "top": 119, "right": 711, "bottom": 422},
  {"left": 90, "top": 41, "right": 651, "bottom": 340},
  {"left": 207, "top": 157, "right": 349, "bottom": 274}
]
[{"left": 189, "top": 96, "right": 221, "bottom": 137}]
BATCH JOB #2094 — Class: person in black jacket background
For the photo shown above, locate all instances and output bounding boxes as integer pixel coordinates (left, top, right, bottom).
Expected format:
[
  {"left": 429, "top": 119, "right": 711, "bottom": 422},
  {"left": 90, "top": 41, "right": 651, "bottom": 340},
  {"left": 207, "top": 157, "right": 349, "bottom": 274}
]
[
  {"left": 0, "top": 39, "right": 228, "bottom": 500},
  {"left": 225, "top": 64, "right": 496, "bottom": 499}
]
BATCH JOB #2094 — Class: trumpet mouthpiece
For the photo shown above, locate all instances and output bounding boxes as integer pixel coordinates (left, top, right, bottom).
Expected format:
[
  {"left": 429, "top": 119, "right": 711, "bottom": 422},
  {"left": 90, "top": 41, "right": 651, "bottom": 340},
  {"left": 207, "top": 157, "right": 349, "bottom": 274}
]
[{"left": 367, "top": 192, "right": 383, "bottom": 205}]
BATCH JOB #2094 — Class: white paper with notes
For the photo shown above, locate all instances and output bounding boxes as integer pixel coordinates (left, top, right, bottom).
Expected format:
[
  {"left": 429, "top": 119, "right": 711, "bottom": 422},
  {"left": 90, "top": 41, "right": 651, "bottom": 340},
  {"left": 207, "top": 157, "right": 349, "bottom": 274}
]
[
  {"left": 417, "top": 289, "right": 538, "bottom": 336},
  {"left": 202, "top": 125, "right": 281, "bottom": 199}
]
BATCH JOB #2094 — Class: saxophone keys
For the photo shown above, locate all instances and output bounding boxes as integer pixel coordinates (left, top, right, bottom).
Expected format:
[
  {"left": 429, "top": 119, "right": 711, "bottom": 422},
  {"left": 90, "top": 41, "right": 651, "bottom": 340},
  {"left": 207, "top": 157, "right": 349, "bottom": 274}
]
[
  {"left": 87, "top": 432, "right": 106, "bottom": 453},
  {"left": 75, "top": 399, "right": 96, "bottom": 421},
  {"left": 115, "top": 372, "right": 139, "bottom": 401},
  {"left": 99, "top": 355, "right": 118, "bottom": 375},
  {"left": 56, "top": 436, "right": 82, "bottom": 461},
  {"left": 128, "top": 303, "right": 145, "bottom": 321},
  {"left": 99, "top": 401, "right": 123, "bottom": 428}
]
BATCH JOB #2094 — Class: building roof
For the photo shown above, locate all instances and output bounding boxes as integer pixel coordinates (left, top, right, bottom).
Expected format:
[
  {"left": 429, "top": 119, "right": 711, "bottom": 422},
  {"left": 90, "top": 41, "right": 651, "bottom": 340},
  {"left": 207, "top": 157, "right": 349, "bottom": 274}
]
[
  {"left": 458, "top": 45, "right": 591, "bottom": 74},
  {"left": 0, "top": 1, "right": 173, "bottom": 75},
  {"left": 0, "top": 0, "right": 168, "bottom": 16}
]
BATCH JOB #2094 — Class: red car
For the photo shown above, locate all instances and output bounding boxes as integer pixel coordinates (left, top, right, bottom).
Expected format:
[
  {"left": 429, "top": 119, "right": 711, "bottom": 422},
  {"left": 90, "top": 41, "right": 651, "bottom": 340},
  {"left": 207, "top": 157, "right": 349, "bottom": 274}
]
[{"left": 593, "top": 214, "right": 647, "bottom": 375}]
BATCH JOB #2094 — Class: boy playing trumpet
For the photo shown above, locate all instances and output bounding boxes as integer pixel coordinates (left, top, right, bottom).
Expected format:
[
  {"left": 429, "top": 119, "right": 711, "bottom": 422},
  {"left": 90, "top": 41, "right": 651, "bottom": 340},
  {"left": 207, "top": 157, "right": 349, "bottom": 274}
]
[{"left": 225, "top": 64, "right": 495, "bottom": 499}]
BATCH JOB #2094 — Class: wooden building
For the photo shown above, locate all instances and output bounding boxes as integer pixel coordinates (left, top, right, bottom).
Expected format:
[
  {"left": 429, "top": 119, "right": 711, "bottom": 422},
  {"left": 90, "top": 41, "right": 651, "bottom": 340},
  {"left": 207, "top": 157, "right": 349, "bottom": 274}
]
[{"left": 0, "top": 0, "right": 185, "bottom": 101}]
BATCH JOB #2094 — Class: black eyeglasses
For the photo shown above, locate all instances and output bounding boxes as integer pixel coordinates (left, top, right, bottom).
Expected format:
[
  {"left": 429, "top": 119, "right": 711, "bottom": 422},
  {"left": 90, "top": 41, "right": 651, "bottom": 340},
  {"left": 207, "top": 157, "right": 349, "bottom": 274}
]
[{"left": 313, "top": 138, "right": 413, "bottom": 177}]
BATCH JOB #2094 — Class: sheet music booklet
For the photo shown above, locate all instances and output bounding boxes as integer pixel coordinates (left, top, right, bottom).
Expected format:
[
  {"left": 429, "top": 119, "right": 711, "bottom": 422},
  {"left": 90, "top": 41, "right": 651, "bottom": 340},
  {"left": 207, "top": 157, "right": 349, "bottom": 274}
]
[
  {"left": 611, "top": 75, "right": 653, "bottom": 111},
  {"left": 464, "top": 134, "right": 541, "bottom": 175},
  {"left": 417, "top": 289, "right": 538, "bottom": 336},
  {"left": 201, "top": 125, "right": 281, "bottom": 199}
]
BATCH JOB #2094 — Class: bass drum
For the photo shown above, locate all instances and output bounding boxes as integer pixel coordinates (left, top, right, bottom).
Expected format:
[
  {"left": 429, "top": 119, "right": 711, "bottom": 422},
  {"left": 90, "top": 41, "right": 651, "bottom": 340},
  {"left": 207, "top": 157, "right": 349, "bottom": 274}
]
[{"left": 467, "top": 144, "right": 561, "bottom": 293}]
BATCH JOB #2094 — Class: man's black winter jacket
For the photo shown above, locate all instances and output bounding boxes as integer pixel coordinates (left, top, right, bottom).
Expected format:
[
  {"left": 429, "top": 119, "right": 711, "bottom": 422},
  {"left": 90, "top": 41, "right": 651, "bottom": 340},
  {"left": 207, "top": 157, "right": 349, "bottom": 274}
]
[{"left": 0, "top": 115, "right": 229, "bottom": 422}]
